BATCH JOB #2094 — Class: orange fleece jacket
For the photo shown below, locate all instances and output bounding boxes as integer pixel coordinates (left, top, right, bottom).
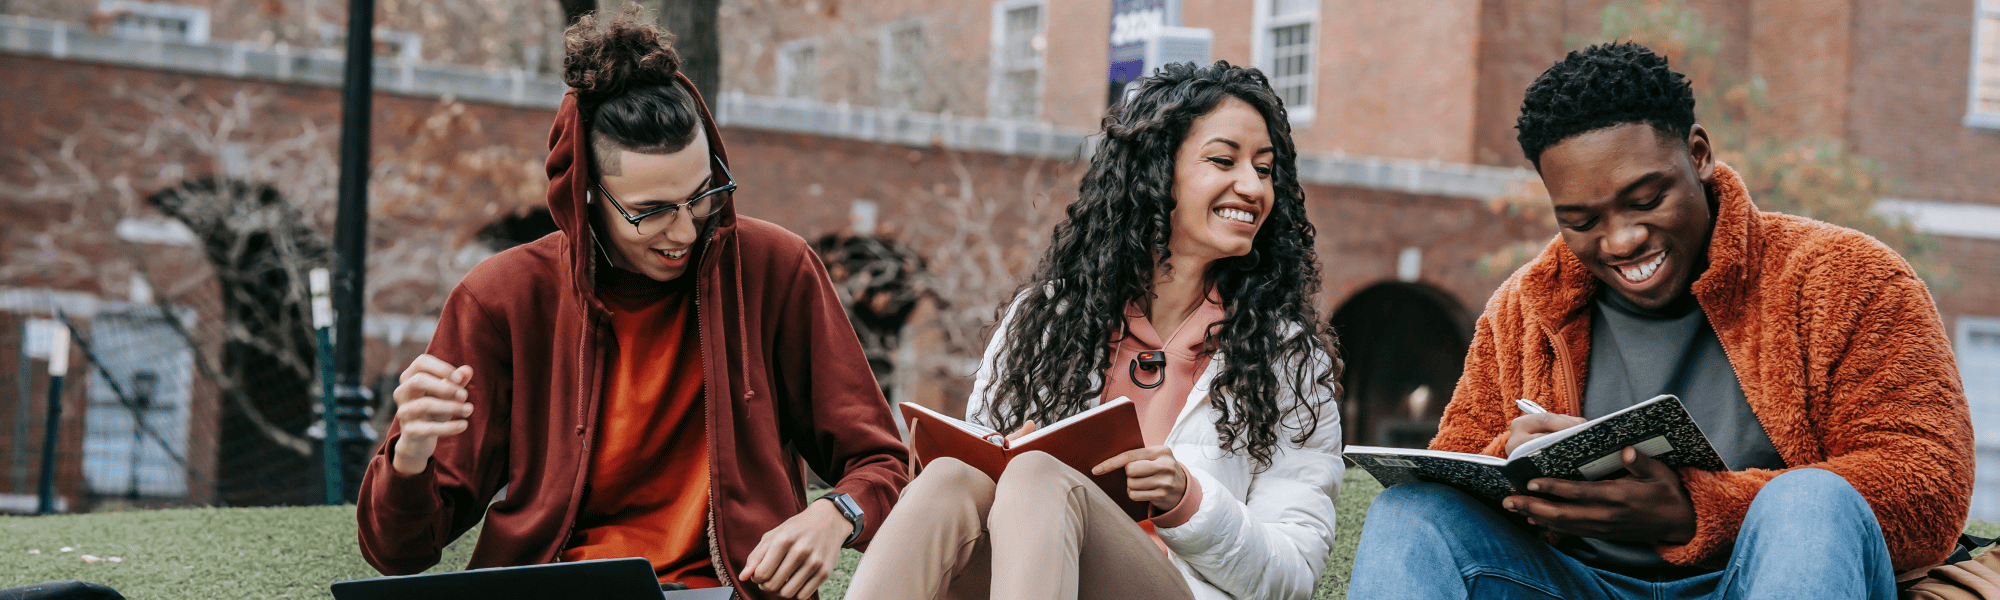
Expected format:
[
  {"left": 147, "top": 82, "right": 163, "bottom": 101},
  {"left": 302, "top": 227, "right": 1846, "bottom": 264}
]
[{"left": 1430, "top": 163, "right": 1972, "bottom": 571}]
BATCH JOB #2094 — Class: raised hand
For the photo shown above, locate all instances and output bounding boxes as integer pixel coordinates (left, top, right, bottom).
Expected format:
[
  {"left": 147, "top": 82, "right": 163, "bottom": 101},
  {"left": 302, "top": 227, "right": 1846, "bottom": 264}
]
[{"left": 389, "top": 354, "right": 475, "bottom": 475}]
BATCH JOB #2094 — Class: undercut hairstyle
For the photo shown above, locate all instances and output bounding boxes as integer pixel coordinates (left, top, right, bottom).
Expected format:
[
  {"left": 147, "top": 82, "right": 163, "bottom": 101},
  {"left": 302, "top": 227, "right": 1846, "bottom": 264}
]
[
  {"left": 981, "top": 61, "right": 1342, "bottom": 468},
  {"left": 1516, "top": 41, "right": 1697, "bottom": 168},
  {"left": 563, "top": 3, "right": 703, "bottom": 176}
]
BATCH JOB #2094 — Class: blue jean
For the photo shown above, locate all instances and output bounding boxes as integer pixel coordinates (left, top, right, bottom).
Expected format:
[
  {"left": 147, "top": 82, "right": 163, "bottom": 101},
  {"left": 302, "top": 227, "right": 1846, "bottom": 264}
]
[{"left": 1345, "top": 468, "right": 1896, "bottom": 600}]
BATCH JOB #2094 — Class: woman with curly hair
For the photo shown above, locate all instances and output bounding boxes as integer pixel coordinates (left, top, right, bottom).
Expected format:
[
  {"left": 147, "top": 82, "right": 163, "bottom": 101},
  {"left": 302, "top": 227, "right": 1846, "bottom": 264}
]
[
  {"left": 846, "top": 61, "right": 1344, "bottom": 600},
  {"left": 354, "top": 5, "right": 908, "bottom": 599}
]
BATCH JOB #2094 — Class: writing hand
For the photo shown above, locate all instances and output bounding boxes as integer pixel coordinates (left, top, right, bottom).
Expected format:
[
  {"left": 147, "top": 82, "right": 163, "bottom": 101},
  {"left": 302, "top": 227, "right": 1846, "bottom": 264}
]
[{"left": 1505, "top": 412, "right": 1588, "bottom": 455}]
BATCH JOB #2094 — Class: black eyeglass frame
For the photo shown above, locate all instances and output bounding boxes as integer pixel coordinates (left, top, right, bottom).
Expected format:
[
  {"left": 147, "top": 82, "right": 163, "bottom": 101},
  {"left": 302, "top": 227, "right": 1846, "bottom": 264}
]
[{"left": 594, "top": 158, "right": 736, "bottom": 230}]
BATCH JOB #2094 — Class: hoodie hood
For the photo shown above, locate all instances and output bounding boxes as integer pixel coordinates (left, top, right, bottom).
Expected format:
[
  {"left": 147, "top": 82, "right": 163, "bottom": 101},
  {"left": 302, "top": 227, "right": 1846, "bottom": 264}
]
[{"left": 544, "top": 72, "right": 738, "bottom": 303}]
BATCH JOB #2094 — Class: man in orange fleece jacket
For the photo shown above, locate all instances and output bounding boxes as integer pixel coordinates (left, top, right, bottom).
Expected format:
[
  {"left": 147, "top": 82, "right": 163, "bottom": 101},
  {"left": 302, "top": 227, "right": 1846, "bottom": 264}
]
[{"left": 1347, "top": 42, "right": 1972, "bottom": 599}]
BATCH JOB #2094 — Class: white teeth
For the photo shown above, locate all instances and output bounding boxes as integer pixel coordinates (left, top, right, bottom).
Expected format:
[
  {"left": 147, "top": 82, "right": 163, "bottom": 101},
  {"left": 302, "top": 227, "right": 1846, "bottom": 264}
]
[
  {"left": 661, "top": 249, "right": 687, "bottom": 259},
  {"left": 1619, "top": 253, "right": 1665, "bottom": 283},
  {"left": 1216, "top": 208, "right": 1255, "bottom": 223}
]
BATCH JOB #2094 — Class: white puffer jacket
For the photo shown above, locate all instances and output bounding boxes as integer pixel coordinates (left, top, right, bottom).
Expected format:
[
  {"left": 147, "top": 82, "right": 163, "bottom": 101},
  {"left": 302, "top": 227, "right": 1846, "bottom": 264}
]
[{"left": 964, "top": 306, "right": 1344, "bottom": 600}]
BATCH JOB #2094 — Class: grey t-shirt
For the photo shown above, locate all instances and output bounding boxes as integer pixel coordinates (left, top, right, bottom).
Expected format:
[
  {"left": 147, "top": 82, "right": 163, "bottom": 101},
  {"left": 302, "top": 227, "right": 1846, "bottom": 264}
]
[{"left": 1557, "top": 289, "right": 1785, "bottom": 576}]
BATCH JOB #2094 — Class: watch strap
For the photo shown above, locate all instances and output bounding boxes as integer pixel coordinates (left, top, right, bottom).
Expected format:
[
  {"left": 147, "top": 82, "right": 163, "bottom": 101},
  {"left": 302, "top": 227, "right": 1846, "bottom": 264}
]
[{"left": 821, "top": 492, "right": 864, "bottom": 546}]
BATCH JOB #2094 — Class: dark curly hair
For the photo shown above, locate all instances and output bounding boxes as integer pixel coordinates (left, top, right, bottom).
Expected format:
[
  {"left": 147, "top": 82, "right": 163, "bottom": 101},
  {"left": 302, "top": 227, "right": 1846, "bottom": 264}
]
[
  {"left": 1516, "top": 41, "right": 1696, "bottom": 168},
  {"left": 563, "top": 2, "right": 703, "bottom": 174},
  {"left": 980, "top": 61, "right": 1342, "bottom": 467}
]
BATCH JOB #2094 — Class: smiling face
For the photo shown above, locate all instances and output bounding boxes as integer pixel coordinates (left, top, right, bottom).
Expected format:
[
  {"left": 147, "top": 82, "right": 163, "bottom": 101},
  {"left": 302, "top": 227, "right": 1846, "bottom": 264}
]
[
  {"left": 591, "top": 128, "right": 715, "bottom": 283},
  {"left": 1539, "top": 122, "right": 1717, "bottom": 310},
  {"left": 1167, "top": 96, "right": 1274, "bottom": 267}
]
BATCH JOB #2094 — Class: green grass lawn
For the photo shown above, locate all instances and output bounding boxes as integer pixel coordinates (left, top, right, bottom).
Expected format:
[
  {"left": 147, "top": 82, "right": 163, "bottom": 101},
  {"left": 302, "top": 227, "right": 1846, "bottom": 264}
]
[{"left": 0, "top": 469, "right": 1980, "bottom": 599}]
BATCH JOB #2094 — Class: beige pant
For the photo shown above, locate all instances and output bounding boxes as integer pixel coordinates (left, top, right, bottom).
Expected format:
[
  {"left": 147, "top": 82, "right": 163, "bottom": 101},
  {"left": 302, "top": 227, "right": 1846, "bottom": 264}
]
[{"left": 847, "top": 451, "right": 1196, "bottom": 600}]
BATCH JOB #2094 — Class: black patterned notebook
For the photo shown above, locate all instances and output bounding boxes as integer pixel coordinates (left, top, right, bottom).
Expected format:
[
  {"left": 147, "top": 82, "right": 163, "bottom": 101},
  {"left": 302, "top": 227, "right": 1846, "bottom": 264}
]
[{"left": 1345, "top": 394, "right": 1726, "bottom": 504}]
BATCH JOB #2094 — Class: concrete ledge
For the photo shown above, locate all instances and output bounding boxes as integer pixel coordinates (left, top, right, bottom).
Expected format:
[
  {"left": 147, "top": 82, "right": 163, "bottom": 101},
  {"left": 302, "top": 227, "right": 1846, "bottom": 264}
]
[
  {"left": 1294, "top": 154, "right": 1532, "bottom": 200},
  {"left": 0, "top": 286, "right": 432, "bottom": 343},
  {"left": 713, "top": 92, "right": 1091, "bottom": 161},
  {"left": 1877, "top": 198, "right": 2000, "bottom": 241},
  {"left": 0, "top": 14, "right": 565, "bottom": 108},
  {"left": 714, "top": 93, "right": 1535, "bottom": 199}
]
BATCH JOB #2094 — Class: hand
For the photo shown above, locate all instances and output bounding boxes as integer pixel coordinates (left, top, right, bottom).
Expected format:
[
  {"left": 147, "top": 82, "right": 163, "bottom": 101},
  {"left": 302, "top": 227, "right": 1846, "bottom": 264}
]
[
  {"left": 1504, "top": 412, "right": 1587, "bottom": 455},
  {"left": 1003, "top": 421, "right": 1038, "bottom": 444},
  {"left": 741, "top": 498, "right": 851, "bottom": 599},
  {"left": 1092, "top": 446, "right": 1186, "bottom": 512},
  {"left": 389, "top": 354, "right": 475, "bottom": 475},
  {"left": 1502, "top": 447, "right": 1698, "bottom": 543}
]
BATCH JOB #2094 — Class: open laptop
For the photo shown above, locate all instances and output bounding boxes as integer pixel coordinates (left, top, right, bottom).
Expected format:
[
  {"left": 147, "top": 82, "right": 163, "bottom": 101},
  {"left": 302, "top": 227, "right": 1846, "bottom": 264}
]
[{"left": 330, "top": 557, "right": 734, "bottom": 600}]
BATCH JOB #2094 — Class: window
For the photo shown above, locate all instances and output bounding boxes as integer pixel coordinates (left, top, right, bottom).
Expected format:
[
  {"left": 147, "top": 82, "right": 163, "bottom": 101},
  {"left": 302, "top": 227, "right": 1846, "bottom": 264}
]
[
  {"left": 880, "top": 21, "right": 927, "bottom": 110},
  {"left": 1254, "top": 0, "right": 1318, "bottom": 123},
  {"left": 1962, "top": 318, "right": 2000, "bottom": 520},
  {"left": 1972, "top": 0, "right": 2000, "bottom": 128},
  {"left": 989, "top": 0, "right": 1045, "bottom": 121},
  {"left": 98, "top": 0, "right": 210, "bottom": 44},
  {"left": 779, "top": 39, "right": 820, "bottom": 100}
]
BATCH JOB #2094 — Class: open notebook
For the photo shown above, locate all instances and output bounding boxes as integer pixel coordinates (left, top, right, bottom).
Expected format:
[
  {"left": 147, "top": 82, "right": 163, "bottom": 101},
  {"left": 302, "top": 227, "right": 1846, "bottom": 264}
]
[{"left": 1345, "top": 394, "right": 1727, "bottom": 503}]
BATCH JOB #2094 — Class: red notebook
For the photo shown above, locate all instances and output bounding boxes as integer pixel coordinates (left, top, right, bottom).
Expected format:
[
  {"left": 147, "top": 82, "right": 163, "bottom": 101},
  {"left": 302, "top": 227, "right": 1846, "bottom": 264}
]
[{"left": 900, "top": 398, "right": 1149, "bottom": 521}]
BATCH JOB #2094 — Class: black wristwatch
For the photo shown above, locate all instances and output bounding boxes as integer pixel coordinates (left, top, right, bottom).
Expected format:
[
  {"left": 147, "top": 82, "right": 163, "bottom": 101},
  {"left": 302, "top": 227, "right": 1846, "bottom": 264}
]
[{"left": 820, "top": 492, "right": 864, "bottom": 546}]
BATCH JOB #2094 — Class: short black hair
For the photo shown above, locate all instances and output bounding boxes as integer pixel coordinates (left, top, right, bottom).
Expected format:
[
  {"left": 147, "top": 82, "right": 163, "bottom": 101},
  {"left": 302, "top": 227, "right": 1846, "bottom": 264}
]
[{"left": 1515, "top": 41, "right": 1696, "bottom": 168}]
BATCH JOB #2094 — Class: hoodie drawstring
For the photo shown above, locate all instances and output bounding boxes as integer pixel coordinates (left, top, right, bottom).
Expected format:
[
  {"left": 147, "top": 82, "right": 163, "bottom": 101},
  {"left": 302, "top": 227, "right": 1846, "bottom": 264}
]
[{"left": 732, "top": 235, "right": 755, "bottom": 403}]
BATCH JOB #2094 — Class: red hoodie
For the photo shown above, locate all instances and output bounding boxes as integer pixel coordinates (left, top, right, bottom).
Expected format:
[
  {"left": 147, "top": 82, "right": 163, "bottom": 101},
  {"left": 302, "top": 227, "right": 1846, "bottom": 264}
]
[{"left": 356, "top": 74, "right": 910, "bottom": 599}]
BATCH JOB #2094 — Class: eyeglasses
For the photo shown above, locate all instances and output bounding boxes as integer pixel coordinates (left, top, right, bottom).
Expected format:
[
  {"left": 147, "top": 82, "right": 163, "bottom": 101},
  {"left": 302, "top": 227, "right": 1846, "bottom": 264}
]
[{"left": 595, "top": 159, "right": 736, "bottom": 231}]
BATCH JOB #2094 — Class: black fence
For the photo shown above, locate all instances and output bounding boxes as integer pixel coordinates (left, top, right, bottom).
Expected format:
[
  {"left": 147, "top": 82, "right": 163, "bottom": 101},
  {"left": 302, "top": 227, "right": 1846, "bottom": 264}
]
[{"left": 0, "top": 286, "right": 378, "bottom": 513}]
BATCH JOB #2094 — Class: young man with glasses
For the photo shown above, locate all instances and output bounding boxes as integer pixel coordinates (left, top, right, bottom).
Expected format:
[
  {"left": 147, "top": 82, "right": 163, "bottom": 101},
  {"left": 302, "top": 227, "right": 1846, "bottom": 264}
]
[{"left": 355, "top": 7, "right": 909, "bottom": 600}]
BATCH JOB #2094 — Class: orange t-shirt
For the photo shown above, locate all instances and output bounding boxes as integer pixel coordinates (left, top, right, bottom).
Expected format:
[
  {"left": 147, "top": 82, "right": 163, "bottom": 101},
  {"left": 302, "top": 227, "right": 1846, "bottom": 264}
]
[{"left": 560, "top": 268, "right": 718, "bottom": 588}]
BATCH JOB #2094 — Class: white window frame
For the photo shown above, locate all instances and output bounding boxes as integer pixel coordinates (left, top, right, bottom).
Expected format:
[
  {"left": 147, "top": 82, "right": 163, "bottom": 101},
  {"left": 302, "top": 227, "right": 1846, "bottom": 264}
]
[
  {"left": 879, "top": 18, "right": 928, "bottom": 111},
  {"left": 988, "top": 0, "right": 1047, "bottom": 122},
  {"left": 1251, "top": 0, "right": 1319, "bottom": 125},
  {"left": 97, "top": 0, "right": 210, "bottom": 44},
  {"left": 1958, "top": 316, "right": 2000, "bottom": 521},
  {"left": 778, "top": 37, "right": 821, "bottom": 101},
  {"left": 1970, "top": 0, "right": 2000, "bottom": 129}
]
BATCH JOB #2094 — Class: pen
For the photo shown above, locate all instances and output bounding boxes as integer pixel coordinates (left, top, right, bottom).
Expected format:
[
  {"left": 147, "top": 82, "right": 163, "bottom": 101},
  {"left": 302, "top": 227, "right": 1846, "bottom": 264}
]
[{"left": 1515, "top": 398, "right": 1549, "bottom": 414}]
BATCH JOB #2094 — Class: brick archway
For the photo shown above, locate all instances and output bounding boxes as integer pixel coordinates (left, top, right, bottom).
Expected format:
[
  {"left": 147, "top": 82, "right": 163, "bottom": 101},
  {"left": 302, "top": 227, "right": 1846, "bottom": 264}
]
[{"left": 1330, "top": 281, "right": 1474, "bottom": 449}]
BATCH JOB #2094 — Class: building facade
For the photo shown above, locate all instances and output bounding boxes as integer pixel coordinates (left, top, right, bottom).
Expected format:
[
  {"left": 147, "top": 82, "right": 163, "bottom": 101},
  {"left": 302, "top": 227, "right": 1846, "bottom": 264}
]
[{"left": 2, "top": 0, "right": 1996, "bottom": 515}]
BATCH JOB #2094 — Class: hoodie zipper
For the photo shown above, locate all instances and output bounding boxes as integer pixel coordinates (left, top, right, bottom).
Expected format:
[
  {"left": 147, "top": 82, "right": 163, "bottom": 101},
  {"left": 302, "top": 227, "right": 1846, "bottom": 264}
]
[
  {"left": 693, "top": 242, "right": 734, "bottom": 589},
  {"left": 1536, "top": 318, "right": 1582, "bottom": 414},
  {"left": 552, "top": 235, "right": 606, "bottom": 564},
  {"left": 1700, "top": 304, "right": 1782, "bottom": 468}
]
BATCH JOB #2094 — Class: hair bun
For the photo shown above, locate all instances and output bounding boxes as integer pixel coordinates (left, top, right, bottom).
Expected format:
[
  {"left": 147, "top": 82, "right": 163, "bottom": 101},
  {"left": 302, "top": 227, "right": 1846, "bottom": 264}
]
[{"left": 563, "top": 3, "right": 682, "bottom": 103}]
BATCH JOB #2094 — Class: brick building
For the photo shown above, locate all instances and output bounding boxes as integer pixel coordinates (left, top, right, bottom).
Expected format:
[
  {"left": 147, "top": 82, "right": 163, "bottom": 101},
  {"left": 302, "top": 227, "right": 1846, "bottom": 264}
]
[{"left": 1, "top": 0, "right": 1996, "bottom": 515}]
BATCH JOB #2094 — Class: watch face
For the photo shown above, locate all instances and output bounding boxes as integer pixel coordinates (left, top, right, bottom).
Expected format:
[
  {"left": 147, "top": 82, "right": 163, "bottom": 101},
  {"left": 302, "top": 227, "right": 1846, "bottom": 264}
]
[{"left": 829, "top": 493, "right": 862, "bottom": 519}]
